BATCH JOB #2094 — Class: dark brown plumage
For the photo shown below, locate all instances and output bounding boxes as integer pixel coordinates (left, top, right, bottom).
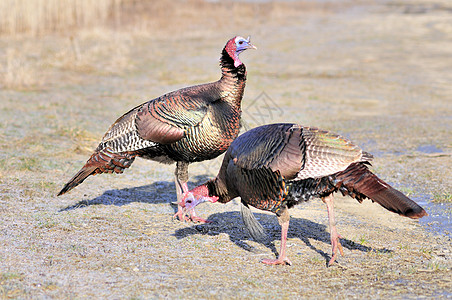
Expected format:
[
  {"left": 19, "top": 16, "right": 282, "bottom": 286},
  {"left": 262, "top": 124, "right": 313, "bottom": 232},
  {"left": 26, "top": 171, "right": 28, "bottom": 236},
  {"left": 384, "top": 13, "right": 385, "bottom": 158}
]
[
  {"left": 58, "top": 36, "right": 256, "bottom": 222},
  {"left": 181, "top": 123, "right": 427, "bottom": 265}
]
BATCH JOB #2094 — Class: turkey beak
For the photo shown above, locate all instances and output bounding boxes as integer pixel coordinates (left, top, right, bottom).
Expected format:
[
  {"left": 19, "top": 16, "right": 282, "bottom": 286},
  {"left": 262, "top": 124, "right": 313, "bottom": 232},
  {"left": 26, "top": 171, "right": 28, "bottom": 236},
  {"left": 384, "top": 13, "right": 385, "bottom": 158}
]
[
  {"left": 246, "top": 36, "right": 257, "bottom": 50},
  {"left": 247, "top": 43, "right": 257, "bottom": 50}
]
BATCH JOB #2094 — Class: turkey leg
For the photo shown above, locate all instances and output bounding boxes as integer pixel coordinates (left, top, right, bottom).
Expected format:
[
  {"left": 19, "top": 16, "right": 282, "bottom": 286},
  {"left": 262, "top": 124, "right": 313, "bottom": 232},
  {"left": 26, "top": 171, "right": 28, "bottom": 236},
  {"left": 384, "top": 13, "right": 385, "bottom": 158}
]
[
  {"left": 322, "top": 194, "right": 344, "bottom": 266},
  {"left": 173, "top": 161, "right": 210, "bottom": 223},
  {"left": 261, "top": 209, "right": 292, "bottom": 266}
]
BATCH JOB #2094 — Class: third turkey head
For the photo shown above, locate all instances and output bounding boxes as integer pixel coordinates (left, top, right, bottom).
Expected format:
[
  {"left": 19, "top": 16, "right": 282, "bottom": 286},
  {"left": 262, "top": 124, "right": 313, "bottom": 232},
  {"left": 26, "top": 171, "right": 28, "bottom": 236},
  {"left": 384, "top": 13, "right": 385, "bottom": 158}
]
[
  {"left": 180, "top": 184, "right": 218, "bottom": 213},
  {"left": 225, "top": 36, "right": 257, "bottom": 68}
]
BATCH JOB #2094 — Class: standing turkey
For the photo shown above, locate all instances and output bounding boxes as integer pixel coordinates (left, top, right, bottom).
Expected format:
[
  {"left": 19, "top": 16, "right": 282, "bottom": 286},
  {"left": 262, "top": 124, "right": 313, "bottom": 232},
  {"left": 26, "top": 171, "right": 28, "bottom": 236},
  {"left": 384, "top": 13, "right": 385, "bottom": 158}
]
[
  {"left": 181, "top": 123, "right": 427, "bottom": 265},
  {"left": 57, "top": 36, "right": 256, "bottom": 222}
]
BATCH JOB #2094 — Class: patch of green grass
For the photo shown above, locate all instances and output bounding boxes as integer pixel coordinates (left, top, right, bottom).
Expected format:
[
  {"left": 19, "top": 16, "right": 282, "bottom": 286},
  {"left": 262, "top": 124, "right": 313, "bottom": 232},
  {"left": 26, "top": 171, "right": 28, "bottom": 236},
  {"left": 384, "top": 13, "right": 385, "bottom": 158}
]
[
  {"left": 419, "top": 247, "right": 432, "bottom": 259},
  {"left": 22, "top": 186, "right": 39, "bottom": 198},
  {"left": 34, "top": 213, "right": 57, "bottom": 229},
  {"left": 42, "top": 281, "right": 59, "bottom": 291},
  {"left": 212, "top": 242, "right": 224, "bottom": 248},
  {"left": 0, "top": 158, "right": 7, "bottom": 171},
  {"left": 54, "top": 125, "right": 98, "bottom": 155},
  {"left": 432, "top": 192, "right": 452, "bottom": 203},
  {"left": 407, "top": 266, "right": 417, "bottom": 274},
  {"left": 397, "top": 187, "right": 415, "bottom": 197},
  {"left": 397, "top": 243, "right": 409, "bottom": 251},
  {"left": 18, "top": 157, "right": 40, "bottom": 171},
  {"left": 355, "top": 235, "right": 369, "bottom": 246},
  {"left": 310, "top": 256, "right": 324, "bottom": 264},
  {"left": 0, "top": 272, "right": 22, "bottom": 281},
  {"left": 425, "top": 261, "right": 448, "bottom": 271},
  {"left": 37, "top": 218, "right": 57, "bottom": 229},
  {"left": 67, "top": 244, "right": 88, "bottom": 258},
  {"left": 34, "top": 180, "right": 57, "bottom": 190},
  {"left": 242, "top": 277, "right": 262, "bottom": 288},
  {"left": 375, "top": 266, "right": 387, "bottom": 278},
  {"left": 367, "top": 249, "right": 391, "bottom": 258},
  {"left": 55, "top": 125, "right": 96, "bottom": 141},
  {"left": 192, "top": 243, "right": 202, "bottom": 250},
  {"left": 328, "top": 268, "right": 343, "bottom": 276},
  {"left": 308, "top": 94, "right": 320, "bottom": 101}
]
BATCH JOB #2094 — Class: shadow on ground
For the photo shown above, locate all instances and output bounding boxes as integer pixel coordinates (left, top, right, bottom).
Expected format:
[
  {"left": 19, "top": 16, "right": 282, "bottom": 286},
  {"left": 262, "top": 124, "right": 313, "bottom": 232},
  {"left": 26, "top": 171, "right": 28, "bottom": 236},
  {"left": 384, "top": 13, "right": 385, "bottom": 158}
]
[
  {"left": 57, "top": 176, "right": 391, "bottom": 265},
  {"left": 59, "top": 175, "right": 212, "bottom": 212},
  {"left": 174, "top": 211, "right": 391, "bottom": 266},
  {"left": 59, "top": 181, "right": 175, "bottom": 211}
]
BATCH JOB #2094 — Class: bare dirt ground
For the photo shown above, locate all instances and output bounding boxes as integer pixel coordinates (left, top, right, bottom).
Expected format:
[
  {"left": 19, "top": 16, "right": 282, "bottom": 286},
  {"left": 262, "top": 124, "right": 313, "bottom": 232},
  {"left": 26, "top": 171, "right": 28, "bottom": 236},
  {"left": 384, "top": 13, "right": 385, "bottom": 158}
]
[{"left": 1, "top": 0, "right": 451, "bottom": 298}]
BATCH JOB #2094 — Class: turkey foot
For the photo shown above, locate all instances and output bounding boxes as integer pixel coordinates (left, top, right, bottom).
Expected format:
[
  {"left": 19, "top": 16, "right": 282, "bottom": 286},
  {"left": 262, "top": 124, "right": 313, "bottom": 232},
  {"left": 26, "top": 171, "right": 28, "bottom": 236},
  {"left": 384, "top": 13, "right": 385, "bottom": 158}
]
[
  {"left": 173, "top": 209, "right": 190, "bottom": 222},
  {"left": 185, "top": 208, "right": 212, "bottom": 224},
  {"left": 173, "top": 176, "right": 189, "bottom": 222},
  {"left": 261, "top": 257, "right": 292, "bottom": 266},
  {"left": 323, "top": 194, "right": 344, "bottom": 266},
  {"left": 328, "top": 229, "right": 344, "bottom": 266},
  {"left": 173, "top": 209, "right": 211, "bottom": 223}
]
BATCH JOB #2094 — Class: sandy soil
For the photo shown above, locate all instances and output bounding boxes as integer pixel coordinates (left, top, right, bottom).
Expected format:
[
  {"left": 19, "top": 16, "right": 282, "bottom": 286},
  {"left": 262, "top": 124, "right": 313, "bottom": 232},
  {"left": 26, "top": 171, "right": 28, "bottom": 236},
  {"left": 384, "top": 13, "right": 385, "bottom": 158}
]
[{"left": 1, "top": 0, "right": 451, "bottom": 298}]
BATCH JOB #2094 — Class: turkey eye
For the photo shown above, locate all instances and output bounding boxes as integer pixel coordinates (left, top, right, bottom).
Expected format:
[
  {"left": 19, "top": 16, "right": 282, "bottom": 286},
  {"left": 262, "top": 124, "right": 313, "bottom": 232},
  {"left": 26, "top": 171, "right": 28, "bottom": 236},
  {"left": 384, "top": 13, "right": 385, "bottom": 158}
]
[{"left": 238, "top": 41, "right": 244, "bottom": 45}]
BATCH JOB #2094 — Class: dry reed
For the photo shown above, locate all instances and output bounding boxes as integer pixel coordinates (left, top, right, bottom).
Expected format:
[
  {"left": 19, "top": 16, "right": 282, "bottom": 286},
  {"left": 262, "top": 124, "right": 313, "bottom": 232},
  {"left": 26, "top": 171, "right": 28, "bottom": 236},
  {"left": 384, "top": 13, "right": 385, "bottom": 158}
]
[{"left": 0, "top": 0, "right": 121, "bottom": 36}]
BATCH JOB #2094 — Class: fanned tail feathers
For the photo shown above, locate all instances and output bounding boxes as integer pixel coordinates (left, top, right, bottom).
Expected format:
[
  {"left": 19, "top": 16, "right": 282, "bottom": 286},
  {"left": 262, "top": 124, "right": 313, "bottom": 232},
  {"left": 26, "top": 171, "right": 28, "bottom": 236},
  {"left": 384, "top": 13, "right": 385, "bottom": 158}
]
[
  {"left": 57, "top": 148, "right": 135, "bottom": 196},
  {"left": 336, "top": 163, "right": 427, "bottom": 219}
]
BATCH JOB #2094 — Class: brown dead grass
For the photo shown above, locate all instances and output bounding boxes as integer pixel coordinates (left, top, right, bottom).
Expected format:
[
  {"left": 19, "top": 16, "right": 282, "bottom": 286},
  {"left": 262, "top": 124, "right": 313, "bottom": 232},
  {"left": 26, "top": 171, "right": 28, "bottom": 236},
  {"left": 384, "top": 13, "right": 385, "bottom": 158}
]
[
  {"left": 2, "top": 48, "right": 41, "bottom": 89},
  {"left": 0, "top": 0, "right": 120, "bottom": 36},
  {"left": 0, "top": 0, "right": 346, "bottom": 37},
  {"left": 0, "top": 0, "right": 348, "bottom": 90}
]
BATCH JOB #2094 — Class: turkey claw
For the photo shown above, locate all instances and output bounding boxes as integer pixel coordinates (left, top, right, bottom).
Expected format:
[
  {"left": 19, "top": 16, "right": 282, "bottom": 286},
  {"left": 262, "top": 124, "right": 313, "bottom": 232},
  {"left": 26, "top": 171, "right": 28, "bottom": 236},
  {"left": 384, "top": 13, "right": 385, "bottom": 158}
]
[
  {"left": 190, "top": 216, "right": 212, "bottom": 224},
  {"left": 328, "top": 233, "right": 344, "bottom": 266},
  {"left": 173, "top": 209, "right": 191, "bottom": 222},
  {"left": 261, "top": 257, "right": 292, "bottom": 266},
  {"left": 173, "top": 211, "right": 211, "bottom": 223}
]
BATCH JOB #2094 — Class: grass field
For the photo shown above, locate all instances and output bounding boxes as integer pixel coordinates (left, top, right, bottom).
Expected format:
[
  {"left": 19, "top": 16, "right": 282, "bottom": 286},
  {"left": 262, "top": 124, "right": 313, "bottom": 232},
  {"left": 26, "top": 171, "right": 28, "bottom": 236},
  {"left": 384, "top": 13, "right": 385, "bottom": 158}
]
[{"left": 1, "top": 0, "right": 451, "bottom": 298}]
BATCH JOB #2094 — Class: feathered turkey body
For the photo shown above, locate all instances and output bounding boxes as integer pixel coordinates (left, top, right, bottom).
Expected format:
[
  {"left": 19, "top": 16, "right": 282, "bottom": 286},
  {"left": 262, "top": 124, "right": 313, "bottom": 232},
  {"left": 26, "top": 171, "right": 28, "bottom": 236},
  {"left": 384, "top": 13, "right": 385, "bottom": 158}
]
[
  {"left": 58, "top": 36, "right": 256, "bottom": 222},
  {"left": 181, "top": 123, "right": 427, "bottom": 265}
]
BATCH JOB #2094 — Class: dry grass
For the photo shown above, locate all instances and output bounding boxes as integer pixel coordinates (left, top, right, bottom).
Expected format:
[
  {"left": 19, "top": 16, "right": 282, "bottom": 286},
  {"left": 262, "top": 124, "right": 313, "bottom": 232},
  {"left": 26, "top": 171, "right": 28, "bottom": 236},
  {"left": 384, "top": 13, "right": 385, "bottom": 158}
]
[
  {"left": 0, "top": 0, "right": 121, "bottom": 36},
  {"left": 0, "top": 0, "right": 342, "bottom": 37},
  {"left": 2, "top": 47, "right": 42, "bottom": 89},
  {"left": 0, "top": 0, "right": 340, "bottom": 90}
]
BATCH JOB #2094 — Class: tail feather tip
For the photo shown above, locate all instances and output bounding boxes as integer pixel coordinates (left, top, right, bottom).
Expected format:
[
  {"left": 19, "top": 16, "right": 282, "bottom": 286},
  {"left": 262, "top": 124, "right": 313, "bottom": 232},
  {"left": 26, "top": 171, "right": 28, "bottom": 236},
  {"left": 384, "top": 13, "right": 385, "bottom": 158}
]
[
  {"left": 57, "top": 184, "right": 71, "bottom": 196},
  {"left": 405, "top": 208, "right": 428, "bottom": 219}
]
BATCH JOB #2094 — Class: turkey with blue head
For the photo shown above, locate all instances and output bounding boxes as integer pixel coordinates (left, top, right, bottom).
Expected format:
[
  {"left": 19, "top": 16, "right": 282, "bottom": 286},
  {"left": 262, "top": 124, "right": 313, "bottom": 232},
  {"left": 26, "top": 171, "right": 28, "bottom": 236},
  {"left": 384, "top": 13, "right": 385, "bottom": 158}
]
[
  {"left": 58, "top": 36, "right": 256, "bottom": 223},
  {"left": 181, "top": 123, "right": 427, "bottom": 265}
]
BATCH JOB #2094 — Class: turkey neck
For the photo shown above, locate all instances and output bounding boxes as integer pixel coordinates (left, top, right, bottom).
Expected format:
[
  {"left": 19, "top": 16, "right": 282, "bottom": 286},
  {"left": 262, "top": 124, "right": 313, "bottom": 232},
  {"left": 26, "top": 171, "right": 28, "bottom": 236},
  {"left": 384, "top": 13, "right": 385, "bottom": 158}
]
[
  {"left": 218, "top": 48, "right": 247, "bottom": 107},
  {"left": 205, "top": 177, "right": 233, "bottom": 204}
]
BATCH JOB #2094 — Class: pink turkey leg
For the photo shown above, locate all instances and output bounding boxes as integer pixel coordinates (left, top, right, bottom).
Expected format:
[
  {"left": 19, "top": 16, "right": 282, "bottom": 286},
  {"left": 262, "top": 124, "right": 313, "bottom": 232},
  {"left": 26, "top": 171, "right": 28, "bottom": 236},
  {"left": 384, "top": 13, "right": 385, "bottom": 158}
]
[
  {"left": 173, "top": 177, "right": 191, "bottom": 222},
  {"left": 261, "top": 209, "right": 292, "bottom": 266},
  {"left": 323, "top": 194, "right": 344, "bottom": 266}
]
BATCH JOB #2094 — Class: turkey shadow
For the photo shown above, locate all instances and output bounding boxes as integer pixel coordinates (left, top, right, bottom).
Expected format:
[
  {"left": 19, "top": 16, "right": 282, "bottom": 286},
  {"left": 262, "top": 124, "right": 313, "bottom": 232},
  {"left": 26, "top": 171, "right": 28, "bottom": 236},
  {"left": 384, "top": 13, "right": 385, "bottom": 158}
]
[
  {"left": 59, "top": 175, "right": 212, "bottom": 212},
  {"left": 174, "top": 211, "right": 391, "bottom": 266},
  {"left": 59, "top": 180, "right": 176, "bottom": 211}
]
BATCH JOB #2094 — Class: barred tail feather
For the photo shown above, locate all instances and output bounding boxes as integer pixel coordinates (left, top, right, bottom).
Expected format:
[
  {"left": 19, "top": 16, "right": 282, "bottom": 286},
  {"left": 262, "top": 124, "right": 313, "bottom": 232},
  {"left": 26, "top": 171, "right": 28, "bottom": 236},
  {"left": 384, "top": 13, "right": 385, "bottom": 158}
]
[
  {"left": 57, "top": 148, "right": 136, "bottom": 196},
  {"left": 336, "top": 163, "right": 427, "bottom": 219},
  {"left": 57, "top": 165, "right": 97, "bottom": 196}
]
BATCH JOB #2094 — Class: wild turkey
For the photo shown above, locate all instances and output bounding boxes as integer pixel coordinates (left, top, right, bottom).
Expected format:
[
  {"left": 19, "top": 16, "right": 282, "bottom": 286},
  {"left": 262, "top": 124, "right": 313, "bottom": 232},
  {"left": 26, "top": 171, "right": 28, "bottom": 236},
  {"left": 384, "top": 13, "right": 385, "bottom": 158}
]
[
  {"left": 57, "top": 36, "right": 256, "bottom": 222},
  {"left": 180, "top": 123, "right": 427, "bottom": 265}
]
